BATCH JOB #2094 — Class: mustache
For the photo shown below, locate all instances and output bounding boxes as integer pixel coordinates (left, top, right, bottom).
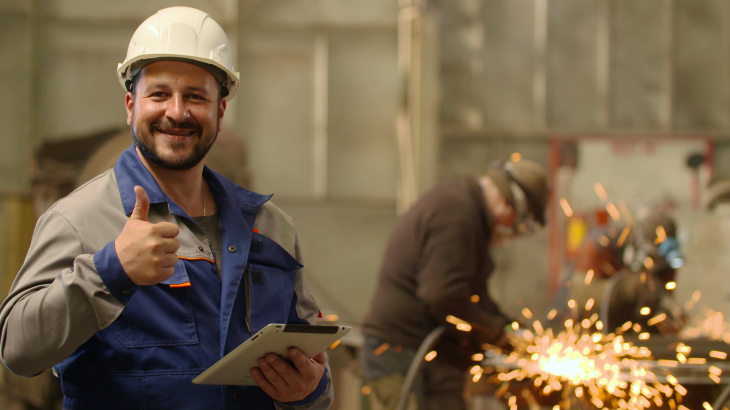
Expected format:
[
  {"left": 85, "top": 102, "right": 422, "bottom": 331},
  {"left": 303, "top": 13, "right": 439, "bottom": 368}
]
[{"left": 150, "top": 118, "right": 202, "bottom": 134}]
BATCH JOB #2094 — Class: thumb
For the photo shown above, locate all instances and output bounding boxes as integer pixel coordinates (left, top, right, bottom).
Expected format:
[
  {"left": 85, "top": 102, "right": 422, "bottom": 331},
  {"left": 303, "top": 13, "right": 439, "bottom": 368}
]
[{"left": 130, "top": 186, "right": 150, "bottom": 221}]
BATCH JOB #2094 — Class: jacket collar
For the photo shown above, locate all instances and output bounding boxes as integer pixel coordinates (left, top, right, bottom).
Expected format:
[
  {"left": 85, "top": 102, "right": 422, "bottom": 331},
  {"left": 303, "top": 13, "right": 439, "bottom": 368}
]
[{"left": 114, "top": 144, "right": 272, "bottom": 217}]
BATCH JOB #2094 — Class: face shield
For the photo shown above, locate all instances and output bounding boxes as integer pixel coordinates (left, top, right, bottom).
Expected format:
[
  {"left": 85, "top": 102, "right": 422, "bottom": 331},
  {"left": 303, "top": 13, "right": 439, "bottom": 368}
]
[{"left": 509, "top": 181, "right": 539, "bottom": 236}]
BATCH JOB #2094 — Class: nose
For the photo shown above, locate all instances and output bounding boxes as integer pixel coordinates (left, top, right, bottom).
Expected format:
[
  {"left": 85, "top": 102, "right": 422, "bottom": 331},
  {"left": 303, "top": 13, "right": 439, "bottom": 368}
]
[{"left": 165, "top": 93, "right": 189, "bottom": 123}]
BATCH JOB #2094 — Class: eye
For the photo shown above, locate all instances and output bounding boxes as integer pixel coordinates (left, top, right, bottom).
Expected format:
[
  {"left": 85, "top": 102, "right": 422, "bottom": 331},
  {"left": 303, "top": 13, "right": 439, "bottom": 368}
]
[
  {"left": 188, "top": 94, "right": 205, "bottom": 101},
  {"left": 150, "top": 92, "right": 167, "bottom": 98}
]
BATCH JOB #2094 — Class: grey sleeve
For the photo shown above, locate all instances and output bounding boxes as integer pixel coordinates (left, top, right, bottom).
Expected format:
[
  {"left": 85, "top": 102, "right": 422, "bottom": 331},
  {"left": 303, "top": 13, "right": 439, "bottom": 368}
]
[
  {"left": 0, "top": 211, "right": 126, "bottom": 377},
  {"left": 274, "top": 235, "right": 333, "bottom": 409}
]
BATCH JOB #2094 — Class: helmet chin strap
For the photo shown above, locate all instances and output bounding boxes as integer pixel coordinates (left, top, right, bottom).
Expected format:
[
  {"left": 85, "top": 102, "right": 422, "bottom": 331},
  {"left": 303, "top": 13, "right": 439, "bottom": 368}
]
[{"left": 509, "top": 181, "right": 538, "bottom": 236}]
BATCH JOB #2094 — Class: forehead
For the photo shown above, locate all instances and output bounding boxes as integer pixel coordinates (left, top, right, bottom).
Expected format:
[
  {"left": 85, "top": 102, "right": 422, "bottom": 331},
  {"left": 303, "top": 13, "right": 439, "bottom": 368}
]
[{"left": 137, "top": 60, "right": 217, "bottom": 90}]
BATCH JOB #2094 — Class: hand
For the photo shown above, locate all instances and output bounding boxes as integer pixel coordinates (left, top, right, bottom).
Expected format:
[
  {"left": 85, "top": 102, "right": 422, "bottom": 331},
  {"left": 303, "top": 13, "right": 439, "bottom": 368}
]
[
  {"left": 251, "top": 348, "right": 327, "bottom": 402},
  {"left": 114, "top": 186, "right": 180, "bottom": 285}
]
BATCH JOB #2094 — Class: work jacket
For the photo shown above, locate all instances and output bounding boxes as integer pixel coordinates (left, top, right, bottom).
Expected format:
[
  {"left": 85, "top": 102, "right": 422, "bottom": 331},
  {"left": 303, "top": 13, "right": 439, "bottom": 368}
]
[
  {"left": 0, "top": 146, "right": 332, "bottom": 410},
  {"left": 362, "top": 176, "right": 509, "bottom": 369}
]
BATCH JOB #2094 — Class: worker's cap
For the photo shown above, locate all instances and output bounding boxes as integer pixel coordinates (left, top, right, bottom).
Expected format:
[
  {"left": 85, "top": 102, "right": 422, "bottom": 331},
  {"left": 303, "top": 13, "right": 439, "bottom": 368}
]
[{"left": 487, "top": 159, "right": 549, "bottom": 226}]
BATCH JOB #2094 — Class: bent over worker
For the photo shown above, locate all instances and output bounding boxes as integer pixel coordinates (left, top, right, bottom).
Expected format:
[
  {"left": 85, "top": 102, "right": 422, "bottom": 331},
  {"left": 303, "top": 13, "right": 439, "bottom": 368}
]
[
  {"left": 0, "top": 7, "right": 331, "bottom": 409},
  {"left": 361, "top": 159, "right": 549, "bottom": 410}
]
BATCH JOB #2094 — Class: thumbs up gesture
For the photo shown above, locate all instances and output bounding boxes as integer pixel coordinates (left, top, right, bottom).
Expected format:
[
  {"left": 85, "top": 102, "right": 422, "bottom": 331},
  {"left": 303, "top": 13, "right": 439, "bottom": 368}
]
[{"left": 114, "top": 186, "right": 181, "bottom": 286}]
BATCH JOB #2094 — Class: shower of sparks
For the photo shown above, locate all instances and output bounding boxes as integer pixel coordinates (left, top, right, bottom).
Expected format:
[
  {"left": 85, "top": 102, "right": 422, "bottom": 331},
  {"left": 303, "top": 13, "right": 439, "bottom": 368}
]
[
  {"left": 665, "top": 281, "right": 677, "bottom": 290},
  {"left": 560, "top": 198, "right": 574, "bottom": 218},
  {"left": 488, "top": 311, "right": 685, "bottom": 410},
  {"left": 594, "top": 183, "right": 609, "bottom": 201},
  {"left": 682, "top": 309, "right": 730, "bottom": 343},
  {"left": 424, "top": 351, "right": 437, "bottom": 361}
]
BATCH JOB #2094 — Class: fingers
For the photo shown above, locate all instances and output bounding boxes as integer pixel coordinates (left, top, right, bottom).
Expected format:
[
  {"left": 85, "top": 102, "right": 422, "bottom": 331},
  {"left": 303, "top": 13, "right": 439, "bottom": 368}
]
[
  {"left": 154, "top": 222, "right": 180, "bottom": 238},
  {"left": 258, "top": 355, "right": 290, "bottom": 392},
  {"left": 251, "top": 367, "right": 278, "bottom": 397},
  {"left": 160, "top": 238, "right": 180, "bottom": 253},
  {"left": 130, "top": 186, "right": 150, "bottom": 221},
  {"left": 161, "top": 253, "right": 179, "bottom": 269},
  {"left": 289, "top": 348, "right": 316, "bottom": 379}
]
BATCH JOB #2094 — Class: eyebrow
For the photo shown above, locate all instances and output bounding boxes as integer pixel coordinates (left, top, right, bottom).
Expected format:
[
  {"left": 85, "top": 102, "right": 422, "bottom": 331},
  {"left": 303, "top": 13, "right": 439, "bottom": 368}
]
[{"left": 145, "top": 83, "right": 212, "bottom": 96}]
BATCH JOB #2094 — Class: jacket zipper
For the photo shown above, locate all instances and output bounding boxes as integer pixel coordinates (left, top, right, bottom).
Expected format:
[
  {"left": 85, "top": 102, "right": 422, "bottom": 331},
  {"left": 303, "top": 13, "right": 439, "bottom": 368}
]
[{"left": 244, "top": 265, "right": 251, "bottom": 333}]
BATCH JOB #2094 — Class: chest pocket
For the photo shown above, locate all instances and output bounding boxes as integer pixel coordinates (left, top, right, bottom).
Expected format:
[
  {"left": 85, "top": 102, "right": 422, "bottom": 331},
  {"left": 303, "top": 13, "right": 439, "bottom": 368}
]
[
  {"left": 116, "top": 260, "right": 199, "bottom": 348},
  {"left": 247, "top": 234, "right": 302, "bottom": 333}
]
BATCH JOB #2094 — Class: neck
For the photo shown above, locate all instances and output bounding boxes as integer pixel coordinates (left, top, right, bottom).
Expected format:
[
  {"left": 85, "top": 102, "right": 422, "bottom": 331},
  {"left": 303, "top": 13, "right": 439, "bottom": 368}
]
[{"left": 135, "top": 147, "right": 217, "bottom": 217}]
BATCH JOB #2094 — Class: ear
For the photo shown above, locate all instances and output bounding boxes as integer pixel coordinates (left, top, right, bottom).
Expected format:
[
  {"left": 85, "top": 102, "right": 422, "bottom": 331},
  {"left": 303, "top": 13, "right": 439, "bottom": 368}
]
[
  {"left": 125, "top": 92, "right": 134, "bottom": 126},
  {"left": 495, "top": 197, "right": 516, "bottom": 227},
  {"left": 218, "top": 98, "right": 227, "bottom": 132}
]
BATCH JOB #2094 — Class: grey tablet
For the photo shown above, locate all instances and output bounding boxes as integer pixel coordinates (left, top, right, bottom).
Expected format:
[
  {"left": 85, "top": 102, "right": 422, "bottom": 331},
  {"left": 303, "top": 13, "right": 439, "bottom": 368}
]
[{"left": 192, "top": 323, "right": 351, "bottom": 386}]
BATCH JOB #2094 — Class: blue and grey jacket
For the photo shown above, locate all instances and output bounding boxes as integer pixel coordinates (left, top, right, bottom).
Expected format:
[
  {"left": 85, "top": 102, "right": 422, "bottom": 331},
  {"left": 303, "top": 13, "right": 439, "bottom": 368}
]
[{"left": 0, "top": 146, "right": 332, "bottom": 410}]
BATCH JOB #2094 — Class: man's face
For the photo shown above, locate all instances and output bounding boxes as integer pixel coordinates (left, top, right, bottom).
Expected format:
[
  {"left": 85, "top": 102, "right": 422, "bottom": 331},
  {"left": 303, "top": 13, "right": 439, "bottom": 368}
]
[{"left": 125, "top": 60, "right": 227, "bottom": 170}]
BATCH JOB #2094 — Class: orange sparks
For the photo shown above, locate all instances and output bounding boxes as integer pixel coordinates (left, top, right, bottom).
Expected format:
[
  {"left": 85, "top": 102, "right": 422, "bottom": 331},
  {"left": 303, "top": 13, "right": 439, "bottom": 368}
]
[
  {"left": 425, "top": 351, "right": 437, "bottom": 361},
  {"left": 594, "top": 183, "right": 608, "bottom": 201},
  {"left": 606, "top": 203, "right": 621, "bottom": 221},
  {"left": 585, "top": 270, "right": 594, "bottom": 285},
  {"left": 373, "top": 343, "right": 390, "bottom": 356},
  {"left": 648, "top": 313, "right": 667, "bottom": 326},
  {"left": 710, "top": 351, "right": 728, "bottom": 360},
  {"left": 617, "top": 226, "right": 631, "bottom": 247},
  {"left": 560, "top": 198, "right": 573, "bottom": 217}
]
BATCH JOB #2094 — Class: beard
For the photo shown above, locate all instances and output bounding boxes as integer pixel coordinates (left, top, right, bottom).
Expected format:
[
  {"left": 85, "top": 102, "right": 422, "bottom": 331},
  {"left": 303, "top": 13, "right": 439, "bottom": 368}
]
[{"left": 130, "top": 110, "right": 218, "bottom": 171}]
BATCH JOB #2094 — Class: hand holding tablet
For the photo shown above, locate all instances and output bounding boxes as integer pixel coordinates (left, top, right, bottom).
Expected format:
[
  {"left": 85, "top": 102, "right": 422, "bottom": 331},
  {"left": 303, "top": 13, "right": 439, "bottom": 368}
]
[
  {"left": 192, "top": 324, "right": 351, "bottom": 386},
  {"left": 251, "top": 347, "right": 327, "bottom": 402}
]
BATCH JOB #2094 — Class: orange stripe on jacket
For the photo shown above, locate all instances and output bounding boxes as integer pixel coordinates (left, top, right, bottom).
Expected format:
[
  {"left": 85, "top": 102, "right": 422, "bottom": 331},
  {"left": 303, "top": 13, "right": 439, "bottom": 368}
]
[
  {"left": 169, "top": 282, "right": 191, "bottom": 288},
  {"left": 178, "top": 256, "right": 215, "bottom": 263}
]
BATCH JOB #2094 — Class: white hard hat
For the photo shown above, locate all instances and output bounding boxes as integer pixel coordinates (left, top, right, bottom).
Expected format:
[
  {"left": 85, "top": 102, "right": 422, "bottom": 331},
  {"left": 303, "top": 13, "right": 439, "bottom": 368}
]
[{"left": 117, "top": 6, "right": 240, "bottom": 100}]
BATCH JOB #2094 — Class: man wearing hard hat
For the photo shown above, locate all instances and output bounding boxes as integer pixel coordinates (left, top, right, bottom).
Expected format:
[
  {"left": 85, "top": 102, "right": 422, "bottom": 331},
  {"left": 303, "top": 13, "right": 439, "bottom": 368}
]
[
  {"left": 362, "top": 159, "right": 549, "bottom": 410},
  {"left": 0, "top": 7, "right": 332, "bottom": 409}
]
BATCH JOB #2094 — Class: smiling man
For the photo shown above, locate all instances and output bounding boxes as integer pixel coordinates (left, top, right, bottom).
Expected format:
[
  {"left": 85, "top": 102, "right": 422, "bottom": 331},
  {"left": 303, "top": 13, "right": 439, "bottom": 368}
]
[{"left": 0, "top": 7, "right": 332, "bottom": 410}]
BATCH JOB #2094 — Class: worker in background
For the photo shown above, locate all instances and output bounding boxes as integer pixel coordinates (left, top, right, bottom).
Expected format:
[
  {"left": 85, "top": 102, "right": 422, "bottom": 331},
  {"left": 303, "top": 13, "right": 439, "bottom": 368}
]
[
  {"left": 568, "top": 212, "right": 686, "bottom": 334},
  {"left": 362, "top": 159, "right": 549, "bottom": 410},
  {"left": 0, "top": 7, "right": 331, "bottom": 409},
  {"left": 706, "top": 175, "right": 730, "bottom": 211}
]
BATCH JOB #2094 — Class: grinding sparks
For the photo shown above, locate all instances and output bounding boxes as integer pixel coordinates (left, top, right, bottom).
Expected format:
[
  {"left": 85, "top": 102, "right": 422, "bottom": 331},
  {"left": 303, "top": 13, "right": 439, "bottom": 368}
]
[
  {"left": 710, "top": 351, "right": 728, "bottom": 360},
  {"left": 640, "top": 307, "right": 651, "bottom": 316},
  {"left": 522, "top": 308, "right": 533, "bottom": 320},
  {"left": 492, "top": 318, "right": 676, "bottom": 410},
  {"left": 617, "top": 226, "right": 631, "bottom": 247},
  {"left": 666, "top": 281, "right": 677, "bottom": 290},
  {"left": 511, "top": 152, "right": 522, "bottom": 162},
  {"left": 594, "top": 183, "right": 608, "bottom": 201},
  {"left": 424, "top": 351, "right": 437, "bottom": 361},
  {"left": 445, "top": 315, "right": 472, "bottom": 332},
  {"left": 585, "top": 269, "right": 594, "bottom": 285},
  {"left": 606, "top": 203, "right": 621, "bottom": 221},
  {"left": 647, "top": 313, "right": 667, "bottom": 326},
  {"left": 560, "top": 198, "right": 574, "bottom": 218}
]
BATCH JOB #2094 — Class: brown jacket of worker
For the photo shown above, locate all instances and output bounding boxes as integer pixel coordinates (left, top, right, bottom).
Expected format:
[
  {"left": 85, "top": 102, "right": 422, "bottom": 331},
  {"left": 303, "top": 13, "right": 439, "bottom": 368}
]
[{"left": 362, "top": 176, "right": 509, "bottom": 369}]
